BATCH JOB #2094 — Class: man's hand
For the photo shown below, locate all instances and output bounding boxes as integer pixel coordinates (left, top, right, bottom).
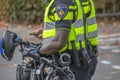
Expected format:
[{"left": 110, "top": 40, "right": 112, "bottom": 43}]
[{"left": 30, "top": 28, "right": 43, "bottom": 39}]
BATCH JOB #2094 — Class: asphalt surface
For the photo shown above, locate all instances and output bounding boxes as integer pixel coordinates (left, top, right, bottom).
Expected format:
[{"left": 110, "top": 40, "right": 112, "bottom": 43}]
[
  {"left": 0, "top": 27, "right": 120, "bottom": 80},
  {"left": 92, "top": 45, "right": 120, "bottom": 80}
]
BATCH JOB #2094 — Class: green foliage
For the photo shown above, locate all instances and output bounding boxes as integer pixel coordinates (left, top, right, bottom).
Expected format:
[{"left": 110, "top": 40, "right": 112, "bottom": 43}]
[
  {"left": 0, "top": 0, "right": 120, "bottom": 24},
  {"left": 115, "top": 0, "right": 120, "bottom": 12},
  {"left": 1, "top": 0, "right": 44, "bottom": 24},
  {"left": 94, "top": 0, "right": 120, "bottom": 13},
  {"left": 0, "top": 0, "right": 6, "bottom": 20}
]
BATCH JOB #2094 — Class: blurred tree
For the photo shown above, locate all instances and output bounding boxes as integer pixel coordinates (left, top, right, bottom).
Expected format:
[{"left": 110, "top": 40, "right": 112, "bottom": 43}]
[
  {"left": 94, "top": 0, "right": 120, "bottom": 14},
  {"left": 94, "top": 0, "right": 104, "bottom": 13},
  {"left": 0, "top": 0, "right": 120, "bottom": 24},
  {"left": 0, "top": 0, "right": 5, "bottom": 20},
  {"left": 0, "top": 0, "right": 44, "bottom": 24},
  {"left": 115, "top": 0, "right": 120, "bottom": 12}
]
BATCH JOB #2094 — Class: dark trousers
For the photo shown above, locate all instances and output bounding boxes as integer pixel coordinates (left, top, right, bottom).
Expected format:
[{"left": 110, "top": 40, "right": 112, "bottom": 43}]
[
  {"left": 70, "top": 56, "right": 98, "bottom": 80},
  {"left": 89, "top": 56, "right": 98, "bottom": 80}
]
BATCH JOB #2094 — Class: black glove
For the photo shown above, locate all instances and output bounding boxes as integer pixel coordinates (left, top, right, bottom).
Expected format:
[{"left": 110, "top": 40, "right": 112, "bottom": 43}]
[{"left": 24, "top": 49, "right": 40, "bottom": 60}]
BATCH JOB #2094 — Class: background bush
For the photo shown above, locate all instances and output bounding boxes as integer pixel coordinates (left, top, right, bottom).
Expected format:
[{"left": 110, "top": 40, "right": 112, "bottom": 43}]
[
  {"left": 0, "top": 0, "right": 45, "bottom": 24},
  {"left": 94, "top": 0, "right": 120, "bottom": 13},
  {"left": 0, "top": 0, "right": 120, "bottom": 24}
]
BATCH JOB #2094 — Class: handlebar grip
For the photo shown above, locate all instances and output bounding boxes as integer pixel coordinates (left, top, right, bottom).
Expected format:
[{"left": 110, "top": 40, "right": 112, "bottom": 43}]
[
  {"left": 27, "top": 52, "right": 40, "bottom": 60},
  {"left": 23, "top": 50, "right": 40, "bottom": 60}
]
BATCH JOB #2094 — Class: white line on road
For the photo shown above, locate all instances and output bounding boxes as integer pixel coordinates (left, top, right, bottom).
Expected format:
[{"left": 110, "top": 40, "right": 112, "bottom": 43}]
[
  {"left": 111, "top": 49, "right": 120, "bottom": 53},
  {"left": 100, "top": 60, "right": 120, "bottom": 70},
  {"left": 99, "top": 46, "right": 116, "bottom": 50},
  {"left": 100, "top": 60, "right": 112, "bottom": 65},
  {"left": 112, "top": 65, "right": 120, "bottom": 70}
]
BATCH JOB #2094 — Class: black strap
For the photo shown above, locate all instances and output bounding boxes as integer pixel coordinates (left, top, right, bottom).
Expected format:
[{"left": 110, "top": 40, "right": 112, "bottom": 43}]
[
  {"left": 80, "top": 0, "right": 91, "bottom": 48},
  {"left": 71, "top": 41, "right": 81, "bottom": 68}
]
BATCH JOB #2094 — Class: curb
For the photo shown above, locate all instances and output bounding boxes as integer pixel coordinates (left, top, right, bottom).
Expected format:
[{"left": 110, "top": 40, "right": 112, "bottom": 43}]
[
  {"left": 99, "top": 38, "right": 120, "bottom": 45},
  {"left": 98, "top": 33, "right": 120, "bottom": 39},
  {"left": 98, "top": 33, "right": 120, "bottom": 45}
]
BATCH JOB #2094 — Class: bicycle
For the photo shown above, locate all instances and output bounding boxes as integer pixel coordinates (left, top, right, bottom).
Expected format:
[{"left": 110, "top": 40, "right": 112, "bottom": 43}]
[{"left": 16, "top": 40, "right": 75, "bottom": 80}]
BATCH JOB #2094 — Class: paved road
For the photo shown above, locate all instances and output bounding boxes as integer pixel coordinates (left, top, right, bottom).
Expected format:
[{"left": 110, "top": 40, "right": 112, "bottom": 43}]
[
  {"left": 0, "top": 27, "right": 120, "bottom": 80},
  {"left": 0, "top": 49, "right": 22, "bottom": 80},
  {"left": 92, "top": 45, "right": 120, "bottom": 80},
  {"left": 0, "top": 45, "right": 120, "bottom": 80}
]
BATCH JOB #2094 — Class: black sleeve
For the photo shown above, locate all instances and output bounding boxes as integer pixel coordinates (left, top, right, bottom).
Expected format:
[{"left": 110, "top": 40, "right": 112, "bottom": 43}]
[
  {"left": 55, "top": 20, "right": 72, "bottom": 30},
  {"left": 54, "top": 0, "right": 75, "bottom": 30}
]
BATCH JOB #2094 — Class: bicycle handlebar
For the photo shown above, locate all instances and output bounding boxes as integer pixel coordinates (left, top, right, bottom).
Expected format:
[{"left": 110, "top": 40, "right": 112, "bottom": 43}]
[{"left": 18, "top": 41, "right": 42, "bottom": 60}]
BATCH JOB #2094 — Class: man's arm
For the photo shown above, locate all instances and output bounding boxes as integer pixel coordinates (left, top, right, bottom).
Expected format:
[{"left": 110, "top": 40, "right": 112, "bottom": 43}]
[
  {"left": 39, "top": 0, "right": 75, "bottom": 55},
  {"left": 39, "top": 29, "right": 69, "bottom": 55}
]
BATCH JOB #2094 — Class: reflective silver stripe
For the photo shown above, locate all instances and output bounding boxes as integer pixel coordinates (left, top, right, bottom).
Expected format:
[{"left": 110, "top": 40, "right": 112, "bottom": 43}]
[
  {"left": 44, "top": 22, "right": 55, "bottom": 30},
  {"left": 73, "top": 19, "right": 83, "bottom": 28},
  {"left": 88, "top": 30, "right": 97, "bottom": 39},
  {"left": 88, "top": 17, "right": 97, "bottom": 25},
  {"left": 76, "top": 34, "right": 84, "bottom": 42}
]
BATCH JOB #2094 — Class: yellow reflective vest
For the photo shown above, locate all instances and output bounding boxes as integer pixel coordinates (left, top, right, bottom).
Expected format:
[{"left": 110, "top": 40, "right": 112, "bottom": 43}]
[
  {"left": 81, "top": 0, "right": 98, "bottom": 46},
  {"left": 87, "top": 0, "right": 98, "bottom": 46},
  {"left": 42, "top": 0, "right": 85, "bottom": 52}
]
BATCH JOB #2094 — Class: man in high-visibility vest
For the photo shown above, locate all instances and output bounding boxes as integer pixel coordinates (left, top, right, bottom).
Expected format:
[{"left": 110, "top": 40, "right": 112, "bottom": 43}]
[
  {"left": 31, "top": 0, "right": 98, "bottom": 80},
  {"left": 31, "top": 0, "right": 83, "bottom": 57}
]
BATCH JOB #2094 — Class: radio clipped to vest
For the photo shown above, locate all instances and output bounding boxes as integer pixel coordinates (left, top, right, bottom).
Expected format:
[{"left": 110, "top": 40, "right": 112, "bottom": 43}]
[
  {"left": 71, "top": 41, "right": 81, "bottom": 68},
  {"left": 87, "top": 40, "right": 98, "bottom": 57},
  {"left": 79, "top": 40, "right": 91, "bottom": 70}
]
